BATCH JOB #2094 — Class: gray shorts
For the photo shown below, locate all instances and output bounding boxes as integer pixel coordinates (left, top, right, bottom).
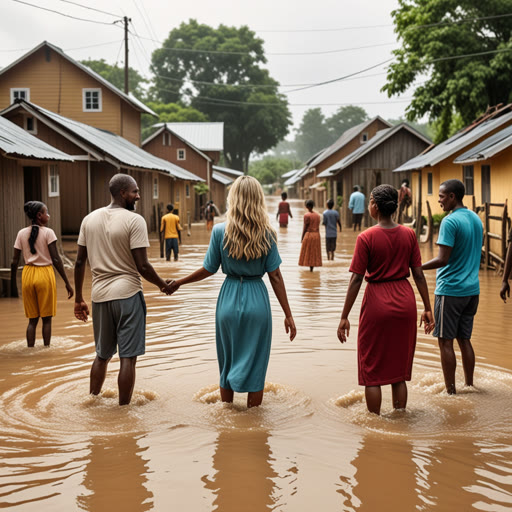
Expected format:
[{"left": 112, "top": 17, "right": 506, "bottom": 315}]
[
  {"left": 92, "top": 291, "right": 147, "bottom": 359},
  {"left": 433, "top": 295, "right": 479, "bottom": 340}
]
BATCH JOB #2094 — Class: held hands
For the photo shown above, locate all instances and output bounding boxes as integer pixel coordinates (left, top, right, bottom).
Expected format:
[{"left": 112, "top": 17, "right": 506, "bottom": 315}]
[
  {"left": 285, "top": 316, "right": 296, "bottom": 341},
  {"left": 66, "top": 283, "right": 74, "bottom": 299},
  {"left": 500, "top": 281, "right": 510, "bottom": 303},
  {"left": 337, "top": 318, "right": 350, "bottom": 343},
  {"left": 420, "top": 310, "right": 435, "bottom": 334},
  {"left": 161, "top": 279, "right": 180, "bottom": 295},
  {"left": 74, "top": 301, "right": 89, "bottom": 322}
]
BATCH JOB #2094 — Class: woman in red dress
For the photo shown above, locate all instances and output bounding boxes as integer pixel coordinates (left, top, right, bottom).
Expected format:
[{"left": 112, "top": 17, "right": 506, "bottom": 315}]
[
  {"left": 337, "top": 185, "right": 434, "bottom": 414},
  {"left": 299, "top": 199, "right": 322, "bottom": 271},
  {"left": 276, "top": 192, "right": 293, "bottom": 228}
]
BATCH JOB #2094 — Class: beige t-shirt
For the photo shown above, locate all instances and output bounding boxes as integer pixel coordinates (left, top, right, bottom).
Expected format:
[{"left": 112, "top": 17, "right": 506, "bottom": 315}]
[
  {"left": 78, "top": 207, "right": 150, "bottom": 303},
  {"left": 14, "top": 226, "right": 57, "bottom": 266}
]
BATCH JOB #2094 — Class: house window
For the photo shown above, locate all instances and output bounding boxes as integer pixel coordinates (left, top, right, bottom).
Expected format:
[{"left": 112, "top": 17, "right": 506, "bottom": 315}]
[
  {"left": 427, "top": 172, "right": 433, "bottom": 195},
  {"left": 163, "top": 132, "right": 171, "bottom": 146},
  {"left": 83, "top": 88, "right": 102, "bottom": 112},
  {"left": 463, "top": 165, "right": 474, "bottom": 195},
  {"left": 10, "top": 88, "right": 30, "bottom": 103},
  {"left": 176, "top": 189, "right": 180, "bottom": 202},
  {"left": 177, "top": 149, "right": 186, "bottom": 160},
  {"left": 153, "top": 176, "right": 159, "bottom": 199},
  {"left": 48, "top": 165, "right": 59, "bottom": 197},
  {"left": 360, "top": 132, "right": 369, "bottom": 143},
  {"left": 186, "top": 184, "right": 190, "bottom": 198},
  {"left": 24, "top": 116, "right": 37, "bottom": 134}
]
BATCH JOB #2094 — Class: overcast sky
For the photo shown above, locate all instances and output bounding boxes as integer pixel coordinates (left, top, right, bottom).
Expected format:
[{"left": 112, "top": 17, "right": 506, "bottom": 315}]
[{"left": 1, "top": 0, "right": 415, "bottom": 135}]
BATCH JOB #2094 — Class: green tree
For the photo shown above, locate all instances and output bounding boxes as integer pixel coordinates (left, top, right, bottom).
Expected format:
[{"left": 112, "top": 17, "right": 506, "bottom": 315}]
[
  {"left": 150, "top": 19, "right": 291, "bottom": 172},
  {"left": 294, "top": 108, "right": 330, "bottom": 162},
  {"left": 325, "top": 105, "right": 369, "bottom": 144},
  {"left": 248, "top": 156, "right": 302, "bottom": 185},
  {"left": 80, "top": 59, "right": 148, "bottom": 101},
  {"left": 382, "top": 0, "right": 512, "bottom": 142}
]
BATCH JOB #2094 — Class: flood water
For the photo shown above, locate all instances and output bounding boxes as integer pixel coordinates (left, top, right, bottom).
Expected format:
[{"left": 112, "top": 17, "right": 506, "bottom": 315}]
[{"left": 1, "top": 196, "right": 512, "bottom": 511}]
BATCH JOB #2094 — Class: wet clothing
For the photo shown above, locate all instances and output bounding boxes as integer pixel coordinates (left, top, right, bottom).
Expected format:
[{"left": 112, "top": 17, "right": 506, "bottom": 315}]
[
  {"left": 203, "top": 223, "right": 282, "bottom": 392},
  {"left": 349, "top": 191, "right": 366, "bottom": 214},
  {"left": 14, "top": 226, "right": 57, "bottom": 266},
  {"left": 160, "top": 213, "right": 180, "bottom": 239},
  {"left": 78, "top": 207, "right": 149, "bottom": 303},
  {"left": 165, "top": 238, "right": 179, "bottom": 260},
  {"left": 435, "top": 208, "right": 483, "bottom": 297},
  {"left": 322, "top": 209, "right": 340, "bottom": 238},
  {"left": 350, "top": 225, "right": 421, "bottom": 386},
  {"left": 92, "top": 291, "right": 147, "bottom": 359},
  {"left": 299, "top": 212, "right": 322, "bottom": 268},
  {"left": 277, "top": 201, "right": 292, "bottom": 227},
  {"left": 433, "top": 295, "right": 479, "bottom": 340},
  {"left": 21, "top": 265, "right": 57, "bottom": 318},
  {"left": 326, "top": 237, "right": 337, "bottom": 253}
]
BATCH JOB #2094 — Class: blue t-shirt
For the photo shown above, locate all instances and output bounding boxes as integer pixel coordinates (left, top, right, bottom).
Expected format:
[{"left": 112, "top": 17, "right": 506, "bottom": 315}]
[
  {"left": 348, "top": 191, "right": 365, "bottom": 214},
  {"left": 322, "top": 209, "right": 340, "bottom": 238},
  {"left": 435, "top": 208, "right": 483, "bottom": 297}
]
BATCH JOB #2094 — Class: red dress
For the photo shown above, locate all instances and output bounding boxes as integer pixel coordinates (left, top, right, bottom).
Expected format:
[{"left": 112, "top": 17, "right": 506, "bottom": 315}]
[
  {"left": 278, "top": 201, "right": 291, "bottom": 227},
  {"left": 349, "top": 225, "right": 421, "bottom": 386},
  {"left": 299, "top": 212, "right": 322, "bottom": 267}
]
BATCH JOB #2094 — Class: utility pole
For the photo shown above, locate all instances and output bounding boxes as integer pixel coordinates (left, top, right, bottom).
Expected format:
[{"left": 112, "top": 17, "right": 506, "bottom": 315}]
[{"left": 124, "top": 16, "right": 131, "bottom": 94}]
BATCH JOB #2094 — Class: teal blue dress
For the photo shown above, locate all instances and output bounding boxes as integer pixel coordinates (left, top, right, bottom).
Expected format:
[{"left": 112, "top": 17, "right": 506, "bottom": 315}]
[{"left": 203, "top": 223, "right": 282, "bottom": 392}]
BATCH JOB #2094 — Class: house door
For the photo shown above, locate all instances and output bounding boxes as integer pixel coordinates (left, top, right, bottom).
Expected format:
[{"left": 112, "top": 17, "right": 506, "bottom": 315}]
[
  {"left": 23, "top": 167, "right": 42, "bottom": 203},
  {"left": 481, "top": 165, "right": 491, "bottom": 204}
]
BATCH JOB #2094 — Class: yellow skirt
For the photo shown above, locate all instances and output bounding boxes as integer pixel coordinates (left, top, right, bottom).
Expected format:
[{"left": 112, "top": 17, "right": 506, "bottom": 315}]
[{"left": 22, "top": 265, "right": 57, "bottom": 319}]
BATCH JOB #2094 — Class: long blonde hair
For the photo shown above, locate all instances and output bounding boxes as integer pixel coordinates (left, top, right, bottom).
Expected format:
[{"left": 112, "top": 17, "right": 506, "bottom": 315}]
[{"left": 223, "top": 175, "right": 277, "bottom": 260}]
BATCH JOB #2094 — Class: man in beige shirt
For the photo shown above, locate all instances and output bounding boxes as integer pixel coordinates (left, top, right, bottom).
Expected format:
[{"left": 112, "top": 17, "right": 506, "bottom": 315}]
[{"left": 74, "top": 173, "right": 174, "bottom": 405}]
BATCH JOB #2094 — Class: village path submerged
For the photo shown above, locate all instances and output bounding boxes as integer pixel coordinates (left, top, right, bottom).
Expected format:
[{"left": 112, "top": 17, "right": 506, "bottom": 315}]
[{"left": 0, "top": 197, "right": 512, "bottom": 511}]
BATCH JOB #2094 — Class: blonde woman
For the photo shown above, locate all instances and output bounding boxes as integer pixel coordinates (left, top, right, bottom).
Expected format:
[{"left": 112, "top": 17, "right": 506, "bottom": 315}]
[{"left": 171, "top": 176, "right": 296, "bottom": 407}]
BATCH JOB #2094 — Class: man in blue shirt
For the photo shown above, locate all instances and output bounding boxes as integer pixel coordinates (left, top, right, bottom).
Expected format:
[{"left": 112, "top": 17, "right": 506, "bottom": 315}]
[
  {"left": 322, "top": 198, "right": 342, "bottom": 260},
  {"left": 422, "top": 179, "right": 483, "bottom": 394},
  {"left": 348, "top": 186, "right": 366, "bottom": 231}
]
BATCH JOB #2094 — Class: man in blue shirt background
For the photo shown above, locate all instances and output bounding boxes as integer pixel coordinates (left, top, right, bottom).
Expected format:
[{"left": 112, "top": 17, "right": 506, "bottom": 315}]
[
  {"left": 322, "top": 198, "right": 342, "bottom": 260},
  {"left": 348, "top": 186, "right": 365, "bottom": 231},
  {"left": 422, "top": 179, "right": 483, "bottom": 394}
]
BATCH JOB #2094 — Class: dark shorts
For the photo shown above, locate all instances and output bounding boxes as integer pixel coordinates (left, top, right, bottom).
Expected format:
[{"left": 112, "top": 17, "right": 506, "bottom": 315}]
[
  {"left": 326, "top": 237, "right": 337, "bottom": 252},
  {"left": 92, "top": 291, "right": 147, "bottom": 359},
  {"left": 353, "top": 213, "right": 363, "bottom": 226},
  {"left": 433, "top": 295, "right": 479, "bottom": 340},
  {"left": 165, "top": 238, "right": 179, "bottom": 259}
]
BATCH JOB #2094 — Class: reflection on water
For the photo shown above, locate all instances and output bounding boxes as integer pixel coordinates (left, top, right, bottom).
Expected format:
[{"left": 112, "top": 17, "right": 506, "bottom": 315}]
[{"left": 1, "top": 196, "right": 512, "bottom": 510}]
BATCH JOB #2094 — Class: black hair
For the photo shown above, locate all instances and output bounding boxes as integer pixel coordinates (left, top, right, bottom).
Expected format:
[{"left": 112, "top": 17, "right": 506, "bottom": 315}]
[
  {"left": 327, "top": 198, "right": 334, "bottom": 209},
  {"left": 109, "top": 173, "right": 136, "bottom": 198},
  {"left": 305, "top": 199, "right": 314, "bottom": 209},
  {"left": 440, "top": 179, "right": 465, "bottom": 201},
  {"left": 371, "top": 184, "right": 398, "bottom": 216},
  {"left": 167, "top": 204, "right": 174, "bottom": 212},
  {"left": 353, "top": 185, "right": 359, "bottom": 192},
  {"left": 281, "top": 192, "right": 288, "bottom": 200},
  {"left": 402, "top": 179, "right": 410, "bottom": 187},
  {"left": 24, "top": 201, "right": 45, "bottom": 254}
]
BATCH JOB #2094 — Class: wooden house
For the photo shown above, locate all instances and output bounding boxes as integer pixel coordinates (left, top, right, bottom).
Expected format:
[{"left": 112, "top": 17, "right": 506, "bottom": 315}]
[
  {"left": 0, "top": 41, "right": 156, "bottom": 147},
  {"left": 1, "top": 100, "right": 202, "bottom": 237},
  {"left": 298, "top": 117, "right": 392, "bottom": 205},
  {"left": 317, "top": 123, "right": 431, "bottom": 227},
  {"left": 0, "top": 115, "right": 73, "bottom": 293}
]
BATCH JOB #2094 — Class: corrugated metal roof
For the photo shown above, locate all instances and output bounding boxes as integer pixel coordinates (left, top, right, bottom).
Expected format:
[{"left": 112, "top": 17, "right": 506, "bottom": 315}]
[
  {"left": 317, "top": 123, "right": 430, "bottom": 178},
  {"left": 281, "top": 169, "right": 299, "bottom": 178},
  {"left": 394, "top": 111, "right": 512, "bottom": 172},
  {"left": 0, "top": 116, "right": 73, "bottom": 161},
  {"left": 212, "top": 165, "right": 243, "bottom": 177},
  {"left": 454, "top": 124, "right": 512, "bottom": 163},
  {"left": 0, "top": 41, "right": 157, "bottom": 116},
  {"left": 154, "top": 122, "right": 224, "bottom": 151},
  {"left": 308, "top": 116, "right": 392, "bottom": 169},
  {"left": 284, "top": 167, "right": 306, "bottom": 186},
  {"left": 212, "top": 171, "right": 233, "bottom": 185},
  {"left": 4, "top": 101, "right": 202, "bottom": 181}
]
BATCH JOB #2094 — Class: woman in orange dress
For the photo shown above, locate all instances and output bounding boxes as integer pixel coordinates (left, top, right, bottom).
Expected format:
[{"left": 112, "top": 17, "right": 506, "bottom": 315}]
[{"left": 299, "top": 199, "right": 322, "bottom": 271}]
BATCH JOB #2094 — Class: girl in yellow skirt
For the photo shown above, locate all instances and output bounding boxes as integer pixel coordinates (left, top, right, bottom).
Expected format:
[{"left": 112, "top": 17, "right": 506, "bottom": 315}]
[{"left": 11, "top": 201, "right": 73, "bottom": 347}]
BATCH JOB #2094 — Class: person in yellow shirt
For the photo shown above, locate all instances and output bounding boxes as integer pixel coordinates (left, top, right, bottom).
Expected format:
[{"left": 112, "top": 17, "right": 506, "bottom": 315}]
[{"left": 160, "top": 204, "right": 181, "bottom": 261}]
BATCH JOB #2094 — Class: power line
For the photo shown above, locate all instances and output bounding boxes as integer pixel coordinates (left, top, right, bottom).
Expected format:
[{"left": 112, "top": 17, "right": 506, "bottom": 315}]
[
  {"left": 10, "top": 0, "right": 122, "bottom": 26},
  {"left": 53, "top": 0, "right": 121, "bottom": 18}
]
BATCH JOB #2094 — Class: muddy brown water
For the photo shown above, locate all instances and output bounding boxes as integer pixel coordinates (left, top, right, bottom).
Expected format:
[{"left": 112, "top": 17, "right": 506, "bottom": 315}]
[{"left": 1, "top": 196, "right": 512, "bottom": 511}]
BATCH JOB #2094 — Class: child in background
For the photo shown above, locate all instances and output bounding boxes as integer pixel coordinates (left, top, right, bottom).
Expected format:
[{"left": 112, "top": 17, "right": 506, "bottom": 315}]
[
  {"left": 11, "top": 201, "right": 73, "bottom": 347},
  {"left": 322, "top": 198, "right": 342, "bottom": 260},
  {"left": 276, "top": 192, "right": 293, "bottom": 228},
  {"left": 299, "top": 199, "right": 322, "bottom": 271}
]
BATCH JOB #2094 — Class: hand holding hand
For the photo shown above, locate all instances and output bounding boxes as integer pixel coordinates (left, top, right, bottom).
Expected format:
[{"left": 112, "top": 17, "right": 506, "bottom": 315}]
[
  {"left": 74, "top": 301, "right": 89, "bottom": 322},
  {"left": 500, "top": 281, "right": 510, "bottom": 303},
  {"left": 66, "top": 283, "right": 74, "bottom": 299},
  {"left": 337, "top": 318, "right": 350, "bottom": 343},
  {"left": 420, "top": 310, "right": 435, "bottom": 334},
  {"left": 285, "top": 316, "right": 296, "bottom": 341},
  {"left": 162, "top": 279, "right": 180, "bottom": 295}
]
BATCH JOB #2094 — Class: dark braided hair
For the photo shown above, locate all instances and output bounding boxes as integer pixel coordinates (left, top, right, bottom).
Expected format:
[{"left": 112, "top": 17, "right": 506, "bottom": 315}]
[
  {"left": 371, "top": 184, "right": 398, "bottom": 216},
  {"left": 24, "top": 201, "right": 45, "bottom": 254}
]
